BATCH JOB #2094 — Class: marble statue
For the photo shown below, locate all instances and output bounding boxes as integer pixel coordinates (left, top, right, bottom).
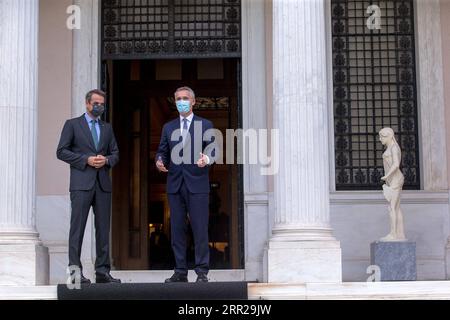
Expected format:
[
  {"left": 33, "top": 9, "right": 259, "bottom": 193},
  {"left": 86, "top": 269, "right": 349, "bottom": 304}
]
[{"left": 379, "top": 127, "right": 407, "bottom": 241}]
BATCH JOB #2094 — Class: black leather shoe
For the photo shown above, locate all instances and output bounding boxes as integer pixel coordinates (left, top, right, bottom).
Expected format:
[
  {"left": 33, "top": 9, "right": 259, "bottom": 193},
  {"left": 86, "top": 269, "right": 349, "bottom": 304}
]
[
  {"left": 80, "top": 275, "right": 91, "bottom": 284},
  {"left": 95, "top": 273, "right": 121, "bottom": 284},
  {"left": 196, "top": 273, "right": 208, "bottom": 283},
  {"left": 165, "top": 272, "right": 188, "bottom": 283},
  {"left": 70, "top": 274, "right": 91, "bottom": 285}
]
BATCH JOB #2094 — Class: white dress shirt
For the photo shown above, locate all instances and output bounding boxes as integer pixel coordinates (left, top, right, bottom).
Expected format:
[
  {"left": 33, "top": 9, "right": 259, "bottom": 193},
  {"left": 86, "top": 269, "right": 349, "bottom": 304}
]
[
  {"left": 179, "top": 112, "right": 194, "bottom": 135},
  {"left": 179, "top": 112, "right": 210, "bottom": 165}
]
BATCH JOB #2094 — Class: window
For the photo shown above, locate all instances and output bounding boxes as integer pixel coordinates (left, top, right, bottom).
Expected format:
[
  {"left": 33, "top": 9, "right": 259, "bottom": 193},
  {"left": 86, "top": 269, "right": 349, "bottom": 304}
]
[
  {"left": 101, "top": 0, "right": 241, "bottom": 59},
  {"left": 331, "top": 0, "right": 420, "bottom": 190}
]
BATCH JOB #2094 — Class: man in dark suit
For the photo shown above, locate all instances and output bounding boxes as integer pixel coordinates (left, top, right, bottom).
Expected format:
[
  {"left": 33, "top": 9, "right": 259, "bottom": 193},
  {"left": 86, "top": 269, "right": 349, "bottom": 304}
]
[
  {"left": 56, "top": 89, "right": 121, "bottom": 284},
  {"left": 156, "top": 86, "right": 217, "bottom": 283}
]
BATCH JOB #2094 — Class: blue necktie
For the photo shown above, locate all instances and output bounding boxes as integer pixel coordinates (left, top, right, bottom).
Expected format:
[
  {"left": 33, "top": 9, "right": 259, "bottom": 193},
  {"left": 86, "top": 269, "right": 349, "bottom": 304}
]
[
  {"left": 90, "top": 120, "right": 99, "bottom": 150},
  {"left": 182, "top": 118, "right": 188, "bottom": 144}
]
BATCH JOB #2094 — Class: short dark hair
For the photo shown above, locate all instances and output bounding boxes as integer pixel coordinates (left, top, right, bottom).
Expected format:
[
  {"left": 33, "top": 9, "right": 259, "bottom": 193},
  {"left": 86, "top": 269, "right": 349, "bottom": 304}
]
[{"left": 85, "top": 89, "right": 106, "bottom": 103}]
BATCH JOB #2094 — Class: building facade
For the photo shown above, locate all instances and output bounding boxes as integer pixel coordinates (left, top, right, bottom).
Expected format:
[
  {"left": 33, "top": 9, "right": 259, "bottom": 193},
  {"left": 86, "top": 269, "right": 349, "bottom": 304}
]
[{"left": 1, "top": 0, "right": 450, "bottom": 285}]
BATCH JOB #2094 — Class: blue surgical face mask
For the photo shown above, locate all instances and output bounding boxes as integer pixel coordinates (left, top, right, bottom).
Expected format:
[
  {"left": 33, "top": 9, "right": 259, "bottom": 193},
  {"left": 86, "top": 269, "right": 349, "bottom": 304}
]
[{"left": 176, "top": 100, "right": 191, "bottom": 113}]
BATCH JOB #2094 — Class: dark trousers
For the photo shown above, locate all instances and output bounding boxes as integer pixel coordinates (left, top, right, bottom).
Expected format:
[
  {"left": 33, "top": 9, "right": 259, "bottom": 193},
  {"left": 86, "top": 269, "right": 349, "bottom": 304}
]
[
  {"left": 68, "top": 178, "right": 111, "bottom": 276},
  {"left": 168, "top": 180, "right": 209, "bottom": 275}
]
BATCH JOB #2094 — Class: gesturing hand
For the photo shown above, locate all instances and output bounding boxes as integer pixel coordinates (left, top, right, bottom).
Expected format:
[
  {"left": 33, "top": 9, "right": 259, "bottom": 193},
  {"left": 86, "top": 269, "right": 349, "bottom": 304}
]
[
  {"left": 156, "top": 159, "right": 168, "bottom": 172},
  {"left": 197, "top": 153, "right": 208, "bottom": 168}
]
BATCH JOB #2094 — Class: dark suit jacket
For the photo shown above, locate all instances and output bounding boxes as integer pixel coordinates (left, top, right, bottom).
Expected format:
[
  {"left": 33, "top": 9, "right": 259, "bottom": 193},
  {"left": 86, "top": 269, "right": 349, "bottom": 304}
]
[
  {"left": 156, "top": 115, "right": 217, "bottom": 194},
  {"left": 56, "top": 115, "right": 119, "bottom": 192}
]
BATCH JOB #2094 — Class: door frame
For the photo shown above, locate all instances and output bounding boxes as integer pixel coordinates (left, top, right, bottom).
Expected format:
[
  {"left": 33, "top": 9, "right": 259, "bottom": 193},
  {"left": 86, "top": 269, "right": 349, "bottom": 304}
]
[{"left": 103, "top": 58, "right": 245, "bottom": 270}]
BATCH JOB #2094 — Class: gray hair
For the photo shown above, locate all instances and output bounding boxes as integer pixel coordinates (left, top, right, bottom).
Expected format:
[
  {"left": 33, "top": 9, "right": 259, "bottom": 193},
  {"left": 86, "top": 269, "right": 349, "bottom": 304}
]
[{"left": 174, "top": 86, "right": 195, "bottom": 99}]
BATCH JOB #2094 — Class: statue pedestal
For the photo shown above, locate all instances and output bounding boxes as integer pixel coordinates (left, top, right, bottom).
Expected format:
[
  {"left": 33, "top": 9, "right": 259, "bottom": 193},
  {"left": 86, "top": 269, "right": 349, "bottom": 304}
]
[{"left": 370, "top": 241, "right": 416, "bottom": 281}]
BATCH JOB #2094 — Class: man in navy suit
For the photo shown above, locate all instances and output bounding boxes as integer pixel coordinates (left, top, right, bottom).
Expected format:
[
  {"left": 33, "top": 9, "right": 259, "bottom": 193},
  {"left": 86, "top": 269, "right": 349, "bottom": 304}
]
[
  {"left": 56, "top": 89, "right": 121, "bottom": 284},
  {"left": 156, "top": 86, "right": 217, "bottom": 283}
]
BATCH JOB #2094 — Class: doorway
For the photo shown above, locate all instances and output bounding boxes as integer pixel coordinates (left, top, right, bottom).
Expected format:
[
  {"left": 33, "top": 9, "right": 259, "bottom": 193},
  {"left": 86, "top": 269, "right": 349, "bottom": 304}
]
[{"left": 106, "top": 58, "right": 244, "bottom": 270}]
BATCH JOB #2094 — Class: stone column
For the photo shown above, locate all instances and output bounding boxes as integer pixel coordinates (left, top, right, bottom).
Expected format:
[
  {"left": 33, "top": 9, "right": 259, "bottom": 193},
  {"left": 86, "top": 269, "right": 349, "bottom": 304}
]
[
  {"left": 0, "top": 0, "right": 49, "bottom": 285},
  {"left": 446, "top": 234, "right": 450, "bottom": 280},
  {"left": 266, "top": 0, "right": 341, "bottom": 283},
  {"left": 70, "top": 0, "right": 100, "bottom": 278}
]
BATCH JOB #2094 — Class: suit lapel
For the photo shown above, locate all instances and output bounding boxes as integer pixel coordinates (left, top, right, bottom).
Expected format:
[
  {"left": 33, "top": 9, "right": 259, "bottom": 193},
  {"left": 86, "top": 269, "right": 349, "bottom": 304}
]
[
  {"left": 170, "top": 118, "right": 182, "bottom": 144},
  {"left": 187, "top": 115, "right": 199, "bottom": 158},
  {"left": 78, "top": 115, "right": 97, "bottom": 152},
  {"left": 183, "top": 115, "right": 196, "bottom": 148},
  {"left": 169, "top": 115, "right": 196, "bottom": 146},
  {"left": 188, "top": 115, "right": 196, "bottom": 137}
]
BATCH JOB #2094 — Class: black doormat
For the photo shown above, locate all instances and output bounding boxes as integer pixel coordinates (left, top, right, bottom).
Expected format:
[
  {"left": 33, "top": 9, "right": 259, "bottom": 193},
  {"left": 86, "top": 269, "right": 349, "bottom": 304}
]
[{"left": 57, "top": 282, "right": 248, "bottom": 300}]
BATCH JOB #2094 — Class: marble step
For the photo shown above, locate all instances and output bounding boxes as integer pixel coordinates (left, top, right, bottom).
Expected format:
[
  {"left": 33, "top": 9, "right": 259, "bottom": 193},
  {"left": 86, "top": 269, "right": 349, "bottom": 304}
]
[
  {"left": 248, "top": 281, "right": 450, "bottom": 300},
  {"left": 2, "top": 281, "right": 450, "bottom": 300},
  {"left": 110, "top": 269, "right": 246, "bottom": 283}
]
